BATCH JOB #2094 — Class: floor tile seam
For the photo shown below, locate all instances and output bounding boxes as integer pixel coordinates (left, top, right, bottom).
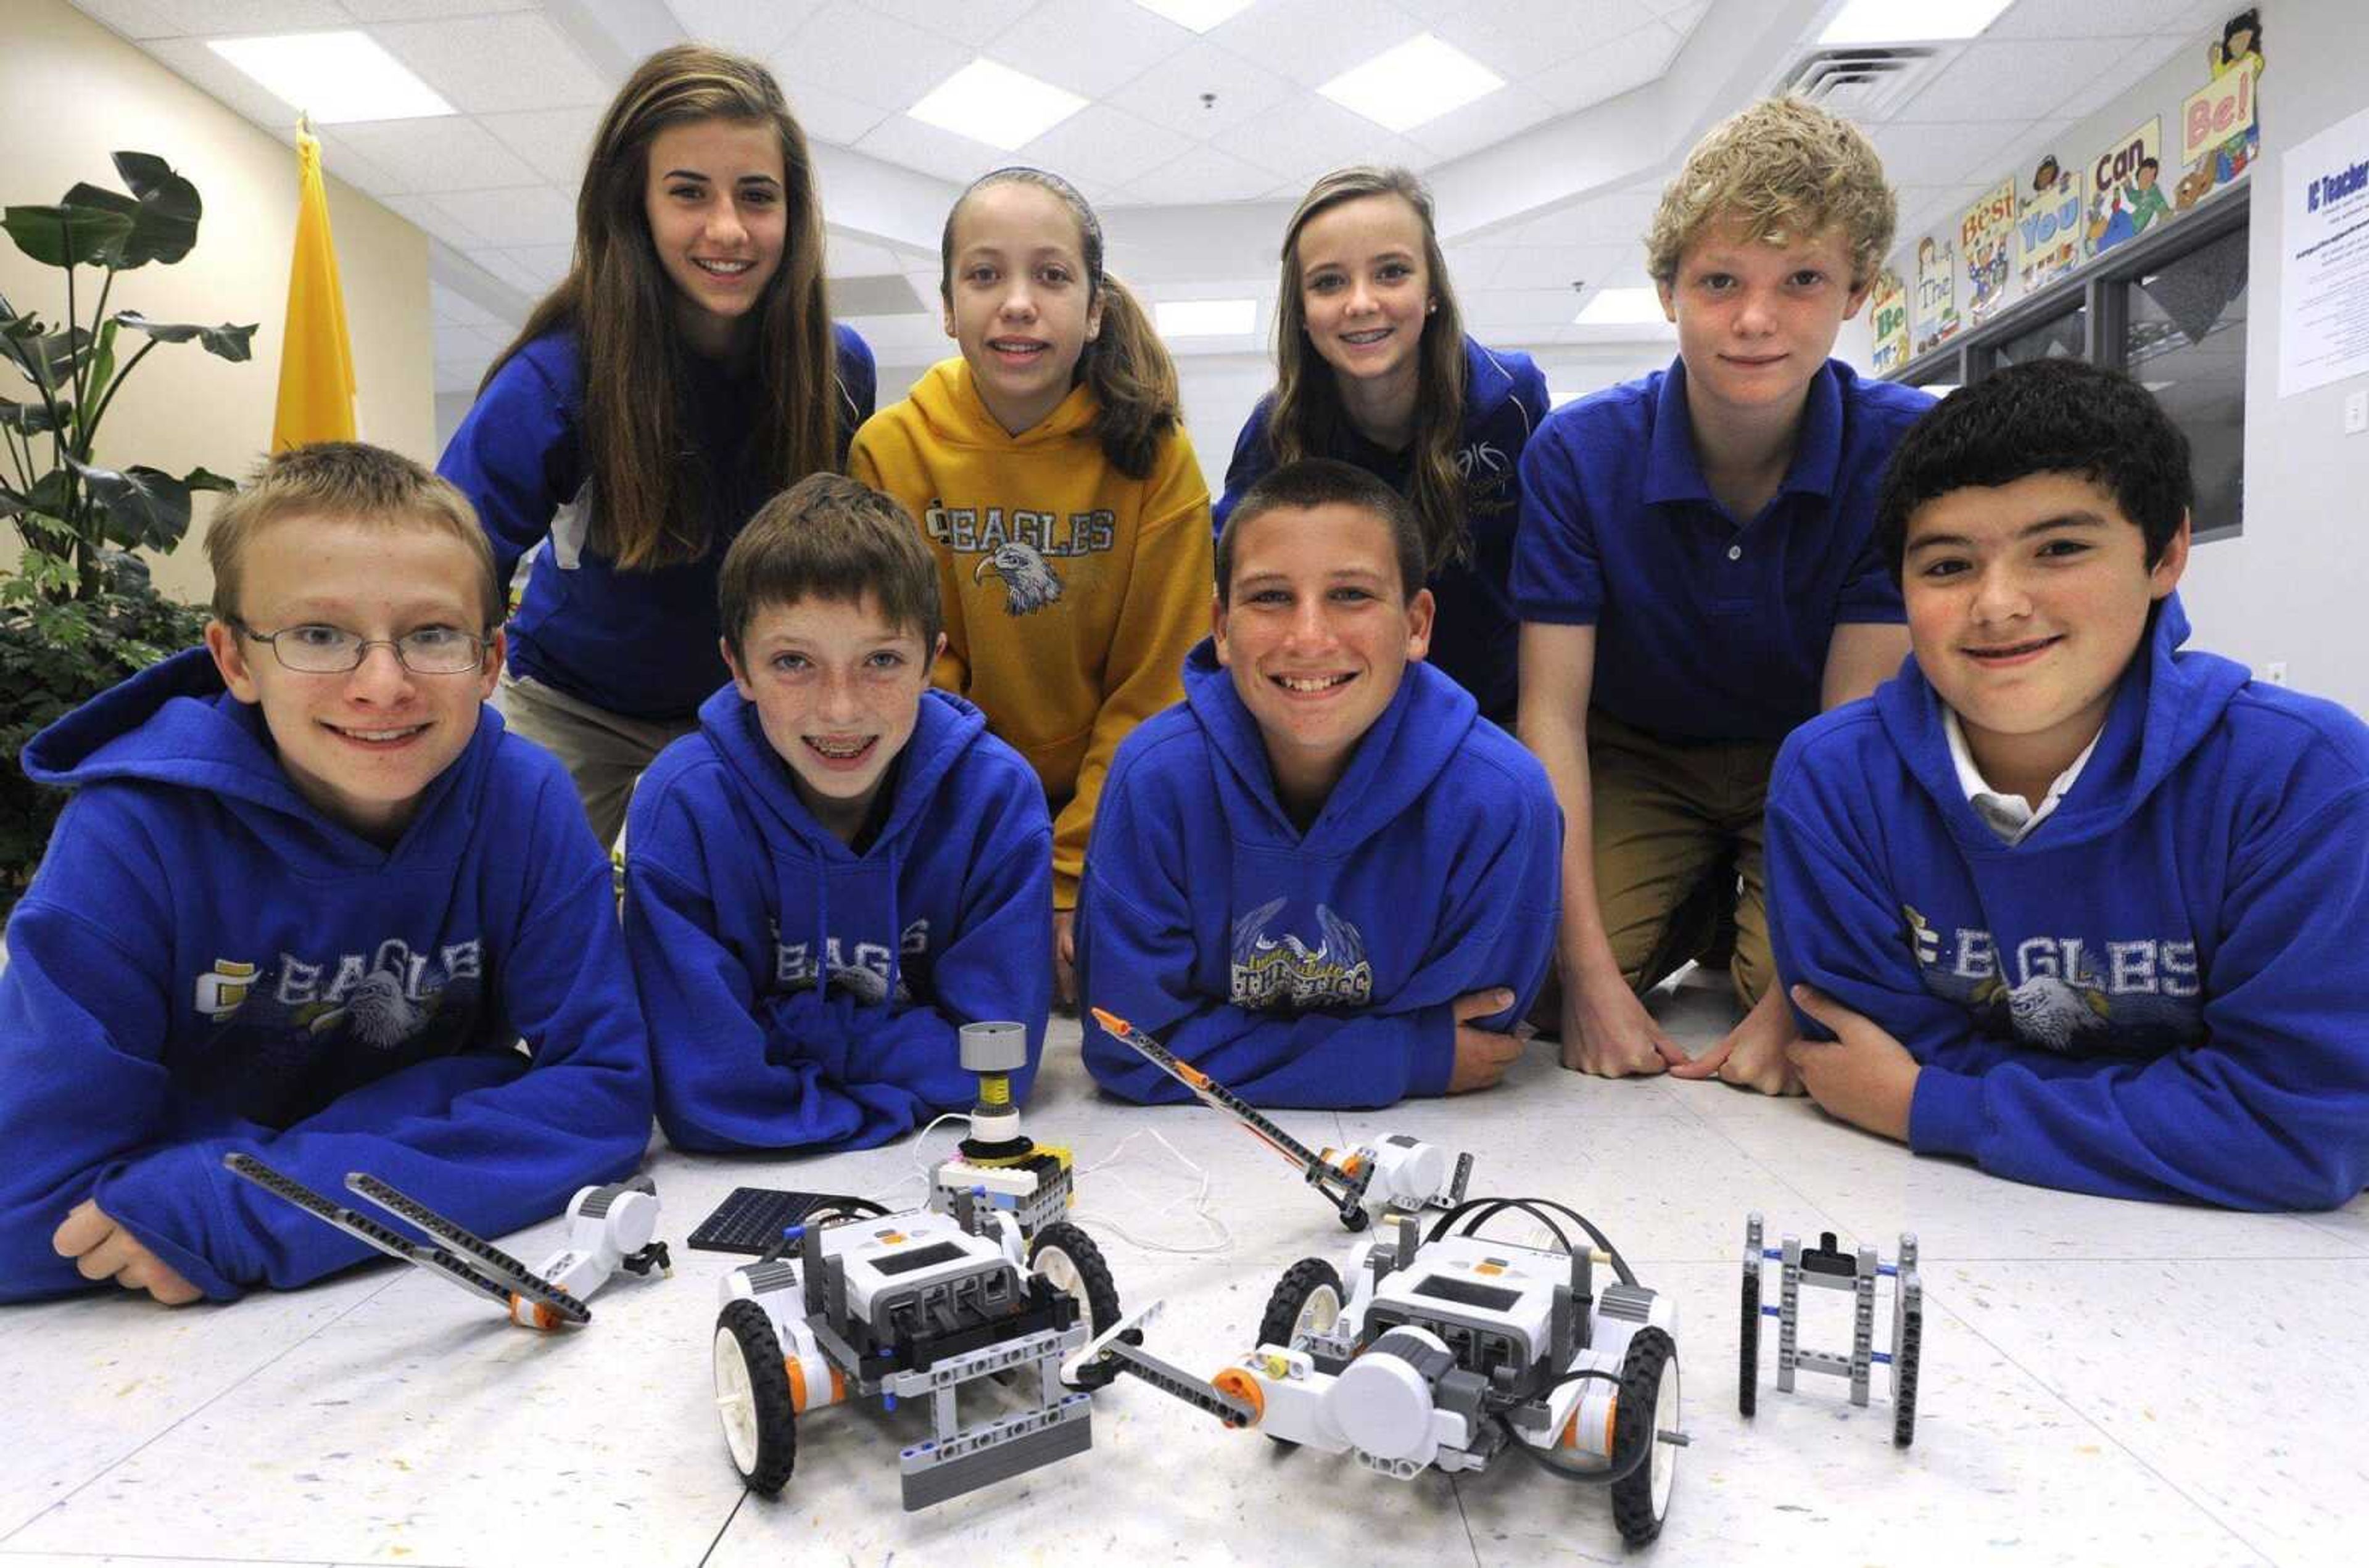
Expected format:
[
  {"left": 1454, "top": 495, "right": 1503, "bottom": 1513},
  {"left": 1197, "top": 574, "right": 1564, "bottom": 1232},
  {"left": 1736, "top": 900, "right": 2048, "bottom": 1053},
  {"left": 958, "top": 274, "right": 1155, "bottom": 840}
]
[
  {"left": 1911, "top": 1276, "right": 2285, "bottom": 1567},
  {"left": 0, "top": 1270, "right": 410, "bottom": 1550}
]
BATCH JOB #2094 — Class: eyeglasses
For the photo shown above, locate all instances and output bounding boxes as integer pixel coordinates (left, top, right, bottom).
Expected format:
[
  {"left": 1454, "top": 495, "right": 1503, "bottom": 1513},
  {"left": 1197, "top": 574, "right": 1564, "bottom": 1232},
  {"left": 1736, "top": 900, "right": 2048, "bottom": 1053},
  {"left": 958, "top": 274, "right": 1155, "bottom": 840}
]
[{"left": 232, "top": 621, "right": 494, "bottom": 675}]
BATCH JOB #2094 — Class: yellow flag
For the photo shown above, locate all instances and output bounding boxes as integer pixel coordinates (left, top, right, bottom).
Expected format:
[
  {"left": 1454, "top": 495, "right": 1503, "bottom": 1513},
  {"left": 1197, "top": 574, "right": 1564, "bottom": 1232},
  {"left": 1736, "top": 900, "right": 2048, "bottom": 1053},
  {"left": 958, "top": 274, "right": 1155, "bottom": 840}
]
[{"left": 271, "top": 130, "right": 357, "bottom": 450}]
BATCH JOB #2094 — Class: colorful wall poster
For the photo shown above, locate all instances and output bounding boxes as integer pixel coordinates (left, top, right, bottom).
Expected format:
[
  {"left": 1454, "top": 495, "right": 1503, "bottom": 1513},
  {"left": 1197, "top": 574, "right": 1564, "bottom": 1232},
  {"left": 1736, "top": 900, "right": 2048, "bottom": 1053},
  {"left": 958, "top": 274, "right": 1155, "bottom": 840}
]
[
  {"left": 2085, "top": 116, "right": 2169, "bottom": 259},
  {"left": 1869, "top": 268, "right": 1910, "bottom": 374},
  {"left": 1912, "top": 234, "right": 1959, "bottom": 355},
  {"left": 2178, "top": 10, "right": 2264, "bottom": 211},
  {"left": 2019, "top": 152, "right": 2082, "bottom": 294},
  {"left": 1959, "top": 178, "right": 2017, "bottom": 324}
]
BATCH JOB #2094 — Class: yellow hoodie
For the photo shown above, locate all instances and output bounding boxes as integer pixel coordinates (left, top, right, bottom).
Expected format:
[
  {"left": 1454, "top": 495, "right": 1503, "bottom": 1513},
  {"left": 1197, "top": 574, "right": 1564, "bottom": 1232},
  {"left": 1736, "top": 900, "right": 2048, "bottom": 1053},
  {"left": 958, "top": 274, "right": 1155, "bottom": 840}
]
[{"left": 850, "top": 358, "right": 1212, "bottom": 908}]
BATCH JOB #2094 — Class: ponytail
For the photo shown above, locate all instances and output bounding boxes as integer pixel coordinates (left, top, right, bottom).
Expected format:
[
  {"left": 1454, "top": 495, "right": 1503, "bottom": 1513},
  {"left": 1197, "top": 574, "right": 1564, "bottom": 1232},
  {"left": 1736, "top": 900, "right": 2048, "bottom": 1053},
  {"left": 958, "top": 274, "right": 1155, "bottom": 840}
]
[{"left": 1080, "top": 274, "right": 1180, "bottom": 481}]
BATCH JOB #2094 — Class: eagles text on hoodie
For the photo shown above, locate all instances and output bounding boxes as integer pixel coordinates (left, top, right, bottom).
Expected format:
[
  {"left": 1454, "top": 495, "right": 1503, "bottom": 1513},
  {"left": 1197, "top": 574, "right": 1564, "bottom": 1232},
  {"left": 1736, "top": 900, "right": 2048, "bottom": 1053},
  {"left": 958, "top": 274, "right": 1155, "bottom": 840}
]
[
  {"left": 626, "top": 684, "right": 1052, "bottom": 1152},
  {"left": 1077, "top": 643, "right": 1560, "bottom": 1108},
  {"left": 1768, "top": 598, "right": 2369, "bottom": 1209},
  {"left": 0, "top": 650, "right": 655, "bottom": 1302}
]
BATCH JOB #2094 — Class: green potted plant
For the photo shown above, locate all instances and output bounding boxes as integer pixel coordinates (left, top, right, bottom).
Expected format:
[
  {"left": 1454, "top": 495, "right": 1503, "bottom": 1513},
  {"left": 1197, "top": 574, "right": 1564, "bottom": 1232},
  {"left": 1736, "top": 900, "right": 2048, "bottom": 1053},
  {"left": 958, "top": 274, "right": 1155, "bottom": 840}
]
[{"left": 2, "top": 151, "right": 257, "bottom": 909}]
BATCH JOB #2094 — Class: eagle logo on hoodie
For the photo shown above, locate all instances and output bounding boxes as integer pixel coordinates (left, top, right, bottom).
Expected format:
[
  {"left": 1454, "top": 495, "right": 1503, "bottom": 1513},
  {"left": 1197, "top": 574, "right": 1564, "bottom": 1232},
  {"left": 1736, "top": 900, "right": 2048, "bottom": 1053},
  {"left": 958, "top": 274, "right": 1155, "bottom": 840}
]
[
  {"left": 1230, "top": 898, "right": 1374, "bottom": 1009},
  {"left": 974, "top": 542, "right": 1064, "bottom": 616}
]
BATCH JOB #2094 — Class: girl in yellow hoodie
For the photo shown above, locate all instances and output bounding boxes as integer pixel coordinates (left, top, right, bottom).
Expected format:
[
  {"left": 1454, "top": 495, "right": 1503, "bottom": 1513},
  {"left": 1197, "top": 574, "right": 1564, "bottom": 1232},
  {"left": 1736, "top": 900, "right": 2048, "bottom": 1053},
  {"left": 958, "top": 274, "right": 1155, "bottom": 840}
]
[{"left": 851, "top": 167, "right": 1212, "bottom": 1002}]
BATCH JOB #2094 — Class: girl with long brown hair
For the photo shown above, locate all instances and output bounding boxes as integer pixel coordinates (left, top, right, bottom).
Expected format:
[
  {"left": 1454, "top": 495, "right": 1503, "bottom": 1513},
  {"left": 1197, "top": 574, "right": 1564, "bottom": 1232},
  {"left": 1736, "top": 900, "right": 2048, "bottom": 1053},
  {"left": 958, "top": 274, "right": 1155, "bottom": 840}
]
[
  {"left": 439, "top": 44, "right": 874, "bottom": 846},
  {"left": 850, "top": 167, "right": 1211, "bottom": 1004},
  {"left": 1217, "top": 166, "right": 1548, "bottom": 725}
]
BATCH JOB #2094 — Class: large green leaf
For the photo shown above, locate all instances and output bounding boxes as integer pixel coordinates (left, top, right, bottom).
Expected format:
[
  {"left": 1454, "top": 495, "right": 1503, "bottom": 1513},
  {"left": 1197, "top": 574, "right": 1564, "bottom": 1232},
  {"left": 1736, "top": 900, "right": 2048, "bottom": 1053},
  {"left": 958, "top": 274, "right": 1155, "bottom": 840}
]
[
  {"left": 1, "top": 203, "right": 136, "bottom": 269},
  {"left": 113, "top": 310, "right": 257, "bottom": 363},
  {"left": 0, "top": 470, "right": 73, "bottom": 526},
  {"left": 0, "top": 395, "right": 67, "bottom": 435},
  {"left": 2, "top": 324, "right": 91, "bottom": 394},
  {"left": 67, "top": 457, "right": 195, "bottom": 553},
  {"left": 108, "top": 153, "right": 202, "bottom": 268},
  {"left": 183, "top": 464, "right": 238, "bottom": 493}
]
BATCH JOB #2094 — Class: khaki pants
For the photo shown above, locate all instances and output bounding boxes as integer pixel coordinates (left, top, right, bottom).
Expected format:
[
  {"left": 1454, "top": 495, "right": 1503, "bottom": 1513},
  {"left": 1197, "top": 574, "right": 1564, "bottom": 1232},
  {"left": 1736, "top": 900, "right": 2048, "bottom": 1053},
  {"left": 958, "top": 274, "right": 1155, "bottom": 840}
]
[
  {"left": 1587, "top": 709, "right": 1781, "bottom": 1009},
  {"left": 493, "top": 673, "right": 700, "bottom": 852}
]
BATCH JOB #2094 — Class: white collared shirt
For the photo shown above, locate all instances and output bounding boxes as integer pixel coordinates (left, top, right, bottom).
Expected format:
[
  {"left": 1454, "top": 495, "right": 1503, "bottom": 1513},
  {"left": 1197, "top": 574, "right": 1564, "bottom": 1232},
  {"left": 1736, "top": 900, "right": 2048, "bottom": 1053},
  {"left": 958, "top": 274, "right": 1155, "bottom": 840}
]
[{"left": 1943, "top": 709, "right": 2102, "bottom": 846}]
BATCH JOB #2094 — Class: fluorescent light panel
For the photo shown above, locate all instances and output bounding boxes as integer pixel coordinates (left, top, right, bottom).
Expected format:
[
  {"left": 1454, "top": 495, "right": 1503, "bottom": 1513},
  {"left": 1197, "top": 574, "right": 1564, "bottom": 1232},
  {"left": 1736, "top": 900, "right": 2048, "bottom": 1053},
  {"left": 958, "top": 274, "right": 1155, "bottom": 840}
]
[
  {"left": 909, "top": 59, "right": 1087, "bottom": 151},
  {"left": 1156, "top": 299, "right": 1256, "bottom": 336},
  {"left": 1131, "top": 0, "right": 1256, "bottom": 30},
  {"left": 1319, "top": 33, "right": 1503, "bottom": 133},
  {"left": 1819, "top": 0, "right": 2016, "bottom": 45},
  {"left": 207, "top": 31, "right": 453, "bottom": 123},
  {"left": 1574, "top": 287, "right": 1669, "bottom": 326}
]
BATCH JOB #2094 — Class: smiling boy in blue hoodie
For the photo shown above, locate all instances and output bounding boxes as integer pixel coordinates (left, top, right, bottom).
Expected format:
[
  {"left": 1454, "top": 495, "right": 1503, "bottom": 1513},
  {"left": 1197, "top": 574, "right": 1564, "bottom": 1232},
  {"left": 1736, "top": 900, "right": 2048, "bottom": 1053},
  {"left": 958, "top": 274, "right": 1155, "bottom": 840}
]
[
  {"left": 625, "top": 474, "right": 1052, "bottom": 1152},
  {"left": 1078, "top": 458, "right": 1560, "bottom": 1108},
  {"left": 1768, "top": 360, "right": 2369, "bottom": 1209},
  {"left": 0, "top": 444, "right": 653, "bottom": 1305}
]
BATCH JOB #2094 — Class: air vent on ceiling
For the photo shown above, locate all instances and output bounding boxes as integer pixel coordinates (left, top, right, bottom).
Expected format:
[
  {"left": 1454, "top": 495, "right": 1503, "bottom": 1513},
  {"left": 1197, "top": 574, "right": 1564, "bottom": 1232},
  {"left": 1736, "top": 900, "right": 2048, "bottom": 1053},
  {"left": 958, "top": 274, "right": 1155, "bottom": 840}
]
[{"left": 1776, "top": 45, "right": 1947, "bottom": 120}]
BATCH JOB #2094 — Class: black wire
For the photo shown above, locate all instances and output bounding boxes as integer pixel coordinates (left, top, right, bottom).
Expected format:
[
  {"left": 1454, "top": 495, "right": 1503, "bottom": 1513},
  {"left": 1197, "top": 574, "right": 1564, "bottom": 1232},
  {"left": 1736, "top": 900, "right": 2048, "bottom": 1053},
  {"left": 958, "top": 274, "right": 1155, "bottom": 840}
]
[
  {"left": 1493, "top": 1367, "right": 1660, "bottom": 1488},
  {"left": 1423, "top": 1196, "right": 1637, "bottom": 1287}
]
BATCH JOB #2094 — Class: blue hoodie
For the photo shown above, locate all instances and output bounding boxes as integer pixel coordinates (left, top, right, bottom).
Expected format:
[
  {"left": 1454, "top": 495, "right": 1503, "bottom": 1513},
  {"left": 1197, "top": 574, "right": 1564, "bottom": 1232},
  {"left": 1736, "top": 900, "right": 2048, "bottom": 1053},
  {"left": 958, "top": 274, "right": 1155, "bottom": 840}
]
[
  {"left": 626, "top": 684, "right": 1052, "bottom": 1153},
  {"left": 0, "top": 650, "right": 655, "bottom": 1303},
  {"left": 438, "top": 325, "right": 878, "bottom": 721},
  {"left": 1077, "top": 643, "right": 1561, "bottom": 1107},
  {"left": 1215, "top": 338, "right": 1549, "bottom": 722},
  {"left": 1767, "top": 598, "right": 2369, "bottom": 1210}
]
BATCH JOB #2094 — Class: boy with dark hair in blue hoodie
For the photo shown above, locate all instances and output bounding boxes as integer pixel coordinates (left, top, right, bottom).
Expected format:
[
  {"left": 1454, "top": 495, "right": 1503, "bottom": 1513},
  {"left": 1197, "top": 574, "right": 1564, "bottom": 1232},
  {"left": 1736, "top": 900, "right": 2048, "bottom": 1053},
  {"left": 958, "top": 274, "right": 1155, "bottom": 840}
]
[
  {"left": 1769, "top": 360, "right": 2369, "bottom": 1208},
  {"left": 625, "top": 474, "right": 1052, "bottom": 1152},
  {"left": 0, "top": 444, "right": 654, "bottom": 1305},
  {"left": 1078, "top": 458, "right": 1560, "bottom": 1108}
]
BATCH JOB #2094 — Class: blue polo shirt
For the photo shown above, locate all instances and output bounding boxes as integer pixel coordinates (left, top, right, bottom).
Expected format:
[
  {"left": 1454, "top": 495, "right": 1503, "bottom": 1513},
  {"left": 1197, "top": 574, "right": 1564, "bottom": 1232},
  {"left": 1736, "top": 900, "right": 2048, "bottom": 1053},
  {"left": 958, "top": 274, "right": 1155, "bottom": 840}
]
[
  {"left": 1216, "top": 337, "right": 1549, "bottom": 724},
  {"left": 1512, "top": 357, "right": 1932, "bottom": 742}
]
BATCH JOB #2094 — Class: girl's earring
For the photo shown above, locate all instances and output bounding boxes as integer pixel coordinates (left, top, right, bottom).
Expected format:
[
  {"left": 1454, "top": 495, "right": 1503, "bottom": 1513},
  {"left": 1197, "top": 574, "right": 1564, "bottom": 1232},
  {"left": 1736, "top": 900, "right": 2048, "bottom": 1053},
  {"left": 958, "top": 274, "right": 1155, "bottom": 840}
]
[{"left": 1426, "top": 299, "right": 1438, "bottom": 314}]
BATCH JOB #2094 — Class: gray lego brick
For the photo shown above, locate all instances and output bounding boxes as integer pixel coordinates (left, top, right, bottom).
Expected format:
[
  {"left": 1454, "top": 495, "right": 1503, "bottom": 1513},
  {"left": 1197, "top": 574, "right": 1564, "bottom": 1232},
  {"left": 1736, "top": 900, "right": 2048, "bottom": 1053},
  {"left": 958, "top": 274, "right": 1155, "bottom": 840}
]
[{"left": 898, "top": 1398, "right": 1093, "bottom": 1510}]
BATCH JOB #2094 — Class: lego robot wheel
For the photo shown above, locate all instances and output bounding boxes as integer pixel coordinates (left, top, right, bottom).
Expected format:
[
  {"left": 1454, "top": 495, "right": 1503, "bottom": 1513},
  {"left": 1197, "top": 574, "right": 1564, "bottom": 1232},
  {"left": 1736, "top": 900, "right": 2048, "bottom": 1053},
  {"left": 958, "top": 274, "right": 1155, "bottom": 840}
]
[
  {"left": 1609, "top": 1327, "right": 1679, "bottom": 1548},
  {"left": 1892, "top": 1290, "right": 1921, "bottom": 1449},
  {"left": 713, "top": 1300, "right": 798, "bottom": 1495},
  {"left": 1030, "top": 1222, "right": 1123, "bottom": 1383},
  {"left": 1258, "top": 1258, "right": 1346, "bottom": 1350},
  {"left": 1739, "top": 1253, "right": 1760, "bottom": 1417}
]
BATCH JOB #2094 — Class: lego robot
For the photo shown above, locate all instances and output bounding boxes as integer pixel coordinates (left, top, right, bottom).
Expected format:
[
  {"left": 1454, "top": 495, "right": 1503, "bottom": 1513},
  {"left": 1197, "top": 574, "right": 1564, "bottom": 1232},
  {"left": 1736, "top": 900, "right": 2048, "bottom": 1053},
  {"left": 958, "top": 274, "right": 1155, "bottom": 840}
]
[
  {"left": 1072, "top": 1197, "right": 1687, "bottom": 1547},
  {"left": 1738, "top": 1214, "right": 1922, "bottom": 1446},
  {"left": 705, "top": 1022, "right": 1125, "bottom": 1509},
  {"left": 224, "top": 1152, "right": 668, "bottom": 1329},
  {"left": 1094, "top": 1007, "right": 1475, "bottom": 1231}
]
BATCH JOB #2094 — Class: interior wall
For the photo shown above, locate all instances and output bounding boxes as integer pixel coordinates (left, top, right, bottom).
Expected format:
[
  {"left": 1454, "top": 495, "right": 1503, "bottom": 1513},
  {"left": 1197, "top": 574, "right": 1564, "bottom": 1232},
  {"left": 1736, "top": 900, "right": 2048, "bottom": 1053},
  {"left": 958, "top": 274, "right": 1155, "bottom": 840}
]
[{"left": 1, "top": 0, "right": 434, "bottom": 608}]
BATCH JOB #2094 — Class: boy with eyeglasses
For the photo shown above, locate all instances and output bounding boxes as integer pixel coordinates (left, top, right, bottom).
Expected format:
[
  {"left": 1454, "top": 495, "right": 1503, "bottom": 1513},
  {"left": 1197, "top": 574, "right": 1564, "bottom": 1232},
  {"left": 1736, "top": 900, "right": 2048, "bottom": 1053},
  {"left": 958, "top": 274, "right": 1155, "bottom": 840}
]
[{"left": 0, "top": 443, "right": 653, "bottom": 1305}]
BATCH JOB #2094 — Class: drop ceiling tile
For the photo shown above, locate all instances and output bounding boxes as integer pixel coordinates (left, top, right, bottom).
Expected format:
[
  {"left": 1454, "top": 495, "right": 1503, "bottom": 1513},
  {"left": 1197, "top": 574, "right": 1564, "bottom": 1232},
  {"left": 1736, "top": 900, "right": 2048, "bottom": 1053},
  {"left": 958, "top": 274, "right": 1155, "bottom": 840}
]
[
  {"left": 1487, "top": 241, "right": 1635, "bottom": 291},
  {"left": 663, "top": 0, "right": 822, "bottom": 55},
  {"left": 483, "top": 242, "right": 573, "bottom": 291},
  {"left": 1441, "top": 242, "right": 1510, "bottom": 289},
  {"left": 342, "top": 0, "right": 536, "bottom": 19},
  {"left": 1507, "top": 189, "right": 1661, "bottom": 247},
  {"left": 1118, "top": 144, "right": 1282, "bottom": 206},
  {"left": 381, "top": 191, "right": 491, "bottom": 250},
  {"left": 774, "top": 2, "right": 977, "bottom": 113},
  {"left": 149, "top": 0, "right": 347, "bottom": 35},
  {"left": 321, "top": 115, "right": 538, "bottom": 194},
  {"left": 1891, "top": 38, "right": 2133, "bottom": 125},
  {"left": 838, "top": 312, "right": 957, "bottom": 356},
  {"left": 430, "top": 184, "right": 577, "bottom": 248},
  {"left": 1524, "top": 19, "right": 1679, "bottom": 113},
  {"left": 863, "top": 0, "right": 1035, "bottom": 49},
  {"left": 138, "top": 35, "right": 308, "bottom": 128},
  {"left": 373, "top": 14, "right": 610, "bottom": 114},
  {"left": 70, "top": 0, "right": 184, "bottom": 38},
  {"left": 825, "top": 234, "right": 904, "bottom": 275},
  {"left": 1987, "top": 0, "right": 2224, "bottom": 39},
  {"left": 1019, "top": 105, "right": 1195, "bottom": 191},
  {"left": 852, "top": 114, "right": 1011, "bottom": 187},
  {"left": 434, "top": 361, "right": 484, "bottom": 394},
  {"left": 1102, "top": 40, "right": 1296, "bottom": 141},
  {"left": 1205, "top": 0, "right": 1429, "bottom": 91},
  {"left": 477, "top": 106, "right": 603, "bottom": 189},
  {"left": 1659, "top": 0, "right": 1710, "bottom": 43},
  {"left": 1423, "top": 0, "right": 1653, "bottom": 82},
  {"left": 1402, "top": 83, "right": 1560, "bottom": 164},
  {"left": 429, "top": 279, "right": 500, "bottom": 327},
  {"left": 464, "top": 246, "right": 549, "bottom": 297},
  {"left": 987, "top": 0, "right": 1193, "bottom": 98},
  {"left": 1869, "top": 118, "right": 2033, "bottom": 191},
  {"left": 764, "top": 70, "right": 893, "bottom": 146},
  {"left": 1210, "top": 94, "right": 1426, "bottom": 188}
]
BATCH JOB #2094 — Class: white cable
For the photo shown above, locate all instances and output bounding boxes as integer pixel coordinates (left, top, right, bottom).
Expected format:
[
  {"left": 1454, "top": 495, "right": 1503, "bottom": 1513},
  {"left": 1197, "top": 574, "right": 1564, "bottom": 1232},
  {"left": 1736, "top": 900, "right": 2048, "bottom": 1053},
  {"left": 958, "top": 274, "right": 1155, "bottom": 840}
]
[
  {"left": 1067, "top": 1126, "right": 1234, "bottom": 1256},
  {"left": 857, "top": 1110, "right": 972, "bottom": 1207}
]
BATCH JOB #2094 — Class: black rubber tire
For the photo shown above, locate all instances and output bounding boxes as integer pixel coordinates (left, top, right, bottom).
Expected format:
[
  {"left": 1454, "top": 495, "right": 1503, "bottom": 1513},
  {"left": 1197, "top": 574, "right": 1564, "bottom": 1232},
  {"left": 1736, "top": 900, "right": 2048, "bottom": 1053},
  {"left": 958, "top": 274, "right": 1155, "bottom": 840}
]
[
  {"left": 1610, "top": 1327, "right": 1679, "bottom": 1547},
  {"left": 1739, "top": 1256, "right": 1761, "bottom": 1417},
  {"left": 714, "top": 1299, "right": 798, "bottom": 1495},
  {"left": 1259, "top": 1257, "right": 1347, "bottom": 1350},
  {"left": 1893, "top": 1292, "right": 1922, "bottom": 1448},
  {"left": 1030, "top": 1220, "right": 1122, "bottom": 1335}
]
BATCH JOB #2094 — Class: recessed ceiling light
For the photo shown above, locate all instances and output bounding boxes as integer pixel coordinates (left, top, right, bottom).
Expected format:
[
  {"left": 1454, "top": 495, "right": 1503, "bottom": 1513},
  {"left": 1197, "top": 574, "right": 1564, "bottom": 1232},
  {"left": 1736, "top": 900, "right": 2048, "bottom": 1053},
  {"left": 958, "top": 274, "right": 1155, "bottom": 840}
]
[
  {"left": 1819, "top": 0, "right": 2016, "bottom": 45},
  {"left": 1131, "top": 0, "right": 1256, "bottom": 30},
  {"left": 1318, "top": 34, "right": 1503, "bottom": 134},
  {"left": 1156, "top": 298, "right": 1257, "bottom": 336},
  {"left": 207, "top": 31, "right": 453, "bottom": 123},
  {"left": 1574, "top": 287, "right": 1670, "bottom": 326},
  {"left": 909, "top": 59, "right": 1088, "bottom": 151}
]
